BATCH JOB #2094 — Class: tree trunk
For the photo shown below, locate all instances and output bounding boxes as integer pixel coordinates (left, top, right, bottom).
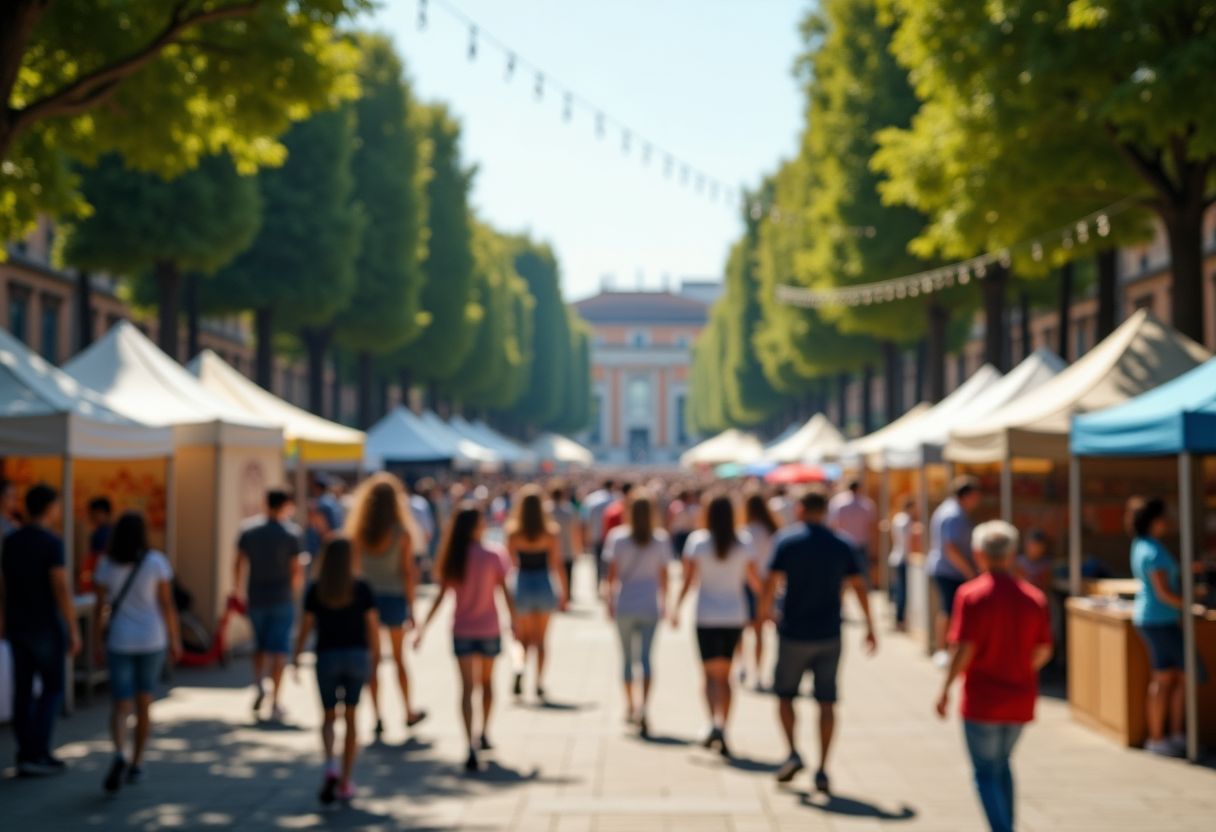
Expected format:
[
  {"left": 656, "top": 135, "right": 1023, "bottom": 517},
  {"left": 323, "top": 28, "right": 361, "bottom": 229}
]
[
  {"left": 74, "top": 270, "right": 93, "bottom": 355},
  {"left": 427, "top": 379, "right": 441, "bottom": 414},
  {"left": 926, "top": 300, "right": 947, "bottom": 403},
  {"left": 914, "top": 339, "right": 926, "bottom": 405},
  {"left": 254, "top": 307, "right": 274, "bottom": 391},
  {"left": 301, "top": 327, "right": 331, "bottom": 416},
  {"left": 356, "top": 351, "right": 373, "bottom": 430},
  {"left": 882, "top": 341, "right": 900, "bottom": 424},
  {"left": 1160, "top": 197, "right": 1208, "bottom": 344},
  {"left": 1096, "top": 248, "right": 1118, "bottom": 341},
  {"left": 861, "top": 363, "right": 873, "bottom": 434},
  {"left": 1019, "top": 291, "right": 1032, "bottom": 362},
  {"left": 398, "top": 367, "right": 413, "bottom": 412},
  {"left": 185, "top": 274, "right": 200, "bottom": 360},
  {"left": 377, "top": 375, "right": 389, "bottom": 421},
  {"left": 330, "top": 345, "right": 343, "bottom": 423},
  {"left": 153, "top": 260, "right": 182, "bottom": 361},
  {"left": 836, "top": 371, "right": 849, "bottom": 427},
  {"left": 1057, "top": 262, "right": 1073, "bottom": 362},
  {"left": 983, "top": 264, "right": 1008, "bottom": 371}
]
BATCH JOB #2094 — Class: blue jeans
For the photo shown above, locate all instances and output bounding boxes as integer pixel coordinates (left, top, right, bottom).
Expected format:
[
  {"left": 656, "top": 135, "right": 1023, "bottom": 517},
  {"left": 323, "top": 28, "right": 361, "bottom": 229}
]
[
  {"left": 963, "top": 720, "right": 1024, "bottom": 832},
  {"left": 890, "top": 561, "right": 907, "bottom": 624},
  {"left": 247, "top": 601, "right": 295, "bottom": 655},
  {"left": 615, "top": 616, "right": 658, "bottom": 683},
  {"left": 9, "top": 627, "right": 66, "bottom": 763},
  {"left": 107, "top": 650, "right": 166, "bottom": 701}
]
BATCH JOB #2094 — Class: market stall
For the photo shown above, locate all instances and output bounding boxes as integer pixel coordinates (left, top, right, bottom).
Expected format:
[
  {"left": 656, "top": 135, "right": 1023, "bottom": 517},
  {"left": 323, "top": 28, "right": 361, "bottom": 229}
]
[
  {"left": 450, "top": 415, "right": 537, "bottom": 470},
  {"left": 0, "top": 326, "right": 174, "bottom": 712},
  {"left": 1069, "top": 356, "right": 1216, "bottom": 761},
  {"left": 530, "top": 432, "right": 595, "bottom": 469},
  {"left": 63, "top": 322, "right": 284, "bottom": 633},
  {"left": 679, "top": 429, "right": 765, "bottom": 468},
  {"left": 763, "top": 413, "right": 846, "bottom": 464},
  {"left": 364, "top": 406, "right": 499, "bottom": 477},
  {"left": 420, "top": 410, "right": 502, "bottom": 468}
]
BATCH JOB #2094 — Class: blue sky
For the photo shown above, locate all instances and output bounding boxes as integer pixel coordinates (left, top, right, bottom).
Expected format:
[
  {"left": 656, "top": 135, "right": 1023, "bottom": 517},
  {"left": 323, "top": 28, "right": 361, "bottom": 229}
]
[{"left": 364, "top": 0, "right": 809, "bottom": 300}]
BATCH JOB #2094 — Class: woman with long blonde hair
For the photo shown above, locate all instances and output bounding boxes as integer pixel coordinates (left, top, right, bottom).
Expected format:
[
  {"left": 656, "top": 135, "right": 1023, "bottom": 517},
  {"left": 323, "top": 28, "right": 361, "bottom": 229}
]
[
  {"left": 505, "top": 484, "right": 569, "bottom": 700},
  {"left": 345, "top": 472, "right": 427, "bottom": 737}
]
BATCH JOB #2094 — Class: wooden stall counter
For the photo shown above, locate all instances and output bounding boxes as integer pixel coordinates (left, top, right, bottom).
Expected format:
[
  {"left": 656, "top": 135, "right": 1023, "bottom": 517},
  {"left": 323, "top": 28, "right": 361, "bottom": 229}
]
[{"left": 1066, "top": 597, "right": 1216, "bottom": 748}]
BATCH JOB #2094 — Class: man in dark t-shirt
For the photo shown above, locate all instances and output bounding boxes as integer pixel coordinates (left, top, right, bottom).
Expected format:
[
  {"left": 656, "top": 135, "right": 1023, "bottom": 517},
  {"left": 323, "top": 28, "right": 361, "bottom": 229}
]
[
  {"left": 761, "top": 487, "right": 876, "bottom": 794},
  {"left": 0, "top": 484, "right": 81, "bottom": 775},
  {"left": 234, "top": 489, "right": 304, "bottom": 722}
]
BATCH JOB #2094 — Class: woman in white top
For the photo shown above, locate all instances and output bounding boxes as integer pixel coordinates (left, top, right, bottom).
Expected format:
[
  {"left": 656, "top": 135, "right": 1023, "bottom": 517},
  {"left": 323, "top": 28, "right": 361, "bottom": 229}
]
[
  {"left": 92, "top": 512, "right": 181, "bottom": 794},
  {"left": 742, "top": 490, "right": 780, "bottom": 690},
  {"left": 673, "top": 493, "right": 761, "bottom": 758},
  {"left": 604, "top": 489, "right": 672, "bottom": 735}
]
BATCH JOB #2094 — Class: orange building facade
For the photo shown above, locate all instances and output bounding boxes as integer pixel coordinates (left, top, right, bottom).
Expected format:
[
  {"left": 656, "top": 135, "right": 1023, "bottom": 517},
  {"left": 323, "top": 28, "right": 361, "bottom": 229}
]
[{"left": 574, "top": 287, "right": 712, "bottom": 463}]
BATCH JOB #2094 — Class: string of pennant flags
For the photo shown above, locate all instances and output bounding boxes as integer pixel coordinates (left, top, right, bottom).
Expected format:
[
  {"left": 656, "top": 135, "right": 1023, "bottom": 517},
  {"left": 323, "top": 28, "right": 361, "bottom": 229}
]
[
  {"left": 774, "top": 198, "right": 1138, "bottom": 310},
  {"left": 415, "top": 0, "right": 877, "bottom": 238}
]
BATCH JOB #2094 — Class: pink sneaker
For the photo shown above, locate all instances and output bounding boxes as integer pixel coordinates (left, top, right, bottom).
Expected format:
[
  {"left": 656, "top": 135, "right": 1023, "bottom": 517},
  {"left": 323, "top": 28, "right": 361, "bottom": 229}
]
[{"left": 336, "top": 781, "right": 357, "bottom": 801}]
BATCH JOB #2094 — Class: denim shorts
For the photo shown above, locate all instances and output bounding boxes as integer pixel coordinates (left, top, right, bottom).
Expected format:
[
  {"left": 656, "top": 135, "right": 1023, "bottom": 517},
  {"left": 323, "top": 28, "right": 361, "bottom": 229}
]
[
  {"left": 935, "top": 576, "right": 966, "bottom": 616},
  {"left": 514, "top": 568, "right": 557, "bottom": 614},
  {"left": 314, "top": 647, "right": 369, "bottom": 711},
  {"left": 453, "top": 636, "right": 502, "bottom": 658},
  {"left": 375, "top": 594, "right": 409, "bottom": 628},
  {"left": 1137, "top": 623, "right": 1210, "bottom": 682},
  {"left": 247, "top": 601, "right": 295, "bottom": 654},
  {"left": 108, "top": 649, "right": 166, "bottom": 701}
]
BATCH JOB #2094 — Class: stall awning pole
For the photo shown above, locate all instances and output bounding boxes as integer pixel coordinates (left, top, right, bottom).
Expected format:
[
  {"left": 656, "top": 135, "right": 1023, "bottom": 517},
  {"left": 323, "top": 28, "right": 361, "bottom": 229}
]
[
  {"left": 62, "top": 454, "right": 75, "bottom": 715},
  {"left": 1069, "top": 456, "right": 1082, "bottom": 598},
  {"left": 1000, "top": 456, "right": 1013, "bottom": 523},
  {"left": 917, "top": 465, "right": 930, "bottom": 554},
  {"left": 1178, "top": 451, "right": 1198, "bottom": 764}
]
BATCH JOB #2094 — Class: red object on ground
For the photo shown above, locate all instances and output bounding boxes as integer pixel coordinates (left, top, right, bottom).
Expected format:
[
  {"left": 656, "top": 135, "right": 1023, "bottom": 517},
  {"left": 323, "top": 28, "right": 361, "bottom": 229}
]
[
  {"left": 177, "top": 594, "right": 246, "bottom": 668},
  {"left": 764, "top": 463, "right": 828, "bottom": 484}
]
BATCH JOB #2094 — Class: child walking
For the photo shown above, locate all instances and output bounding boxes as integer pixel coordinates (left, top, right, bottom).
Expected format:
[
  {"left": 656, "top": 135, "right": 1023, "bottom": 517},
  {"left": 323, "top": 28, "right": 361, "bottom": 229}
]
[{"left": 293, "top": 537, "right": 380, "bottom": 804}]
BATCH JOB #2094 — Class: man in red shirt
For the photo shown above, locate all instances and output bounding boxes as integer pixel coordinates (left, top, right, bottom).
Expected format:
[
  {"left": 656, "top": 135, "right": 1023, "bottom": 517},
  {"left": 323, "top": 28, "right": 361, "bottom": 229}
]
[{"left": 936, "top": 520, "right": 1052, "bottom": 832}]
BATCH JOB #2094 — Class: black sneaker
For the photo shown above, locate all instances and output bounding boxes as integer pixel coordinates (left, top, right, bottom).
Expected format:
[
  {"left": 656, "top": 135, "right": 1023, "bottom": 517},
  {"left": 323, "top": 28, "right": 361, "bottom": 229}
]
[
  {"left": 638, "top": 716, "right": 649, "bottom": 738},
  {"left": 479, "top": 734, "right": 493, "bottom": 751},
  {"left": 319, "top": 772, "right": 338, "bottom": 805},
  {"left": 374, "top": 719, "right": 384, "bottom": 739},
  {"left": 513, "top": 673, "right": 523, "bottom": 697},
  {"left": 701, "top": 728, "right": 720, "bottom": 749},
  {"left": 103, "top": 756, "right": 127, "bottom": 794},
  {"left": 465, "top": 749, "right": 480, "bottom": 772},
  {"left": 716, "top": 734, "right": 731, "bottom": 759},
  {"left": 814, "top": 769, "right": 831, "bottom": 794},
  {"left": 126, "top": 766, "right": 146, "bottom": 785},
  {"left": 407, "top": 710, "right": 428, "bottom": 728},
  {"left": 19, "top": 757, "right": 66, "bottom": 777},
  {"left": 776, "top": 752, "right": 804, "bottom": 783},
  {"left": 252, "top": 684, "right": 265, "bottom": 715}
]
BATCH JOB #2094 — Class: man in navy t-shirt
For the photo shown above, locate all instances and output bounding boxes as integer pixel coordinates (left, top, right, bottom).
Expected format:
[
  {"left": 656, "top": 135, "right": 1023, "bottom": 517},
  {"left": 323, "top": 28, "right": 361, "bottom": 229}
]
[{"left": 761, "top": 487, "right": 876, "bottom": 794}]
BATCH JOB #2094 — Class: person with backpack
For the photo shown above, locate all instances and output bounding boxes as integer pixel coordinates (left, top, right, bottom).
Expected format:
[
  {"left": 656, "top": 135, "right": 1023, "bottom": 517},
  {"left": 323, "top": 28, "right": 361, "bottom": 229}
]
[
  {"left": 604, "top": 489, "right": 671, "bottom": 736},
  {"left": 92, "top": 512, "right": 181, "bottom": 793},
  {"left": 292, "top": 537, "right": 380, "bottom": 804},
  {"left": 416, "top": 502, "right": 519, "bottom": 772}
]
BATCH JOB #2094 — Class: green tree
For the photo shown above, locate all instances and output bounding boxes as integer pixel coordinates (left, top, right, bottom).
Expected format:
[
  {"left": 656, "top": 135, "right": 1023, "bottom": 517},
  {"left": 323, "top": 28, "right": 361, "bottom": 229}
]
[
  {"left": 389, "top": 103, "right": 479, "bottom": 401},
  {"left": 876, "top": 0, "right": 1213, "bottom": 344},
  {"left": 333, "top": 35, "right": 429, "bottom": 429},
  {"left": 64, "top": 153, "right": 261, "bottom": 360},
  {"left": 201, "top": 106, "right": 363, "bottom": 400},
  {"left": 1, "top": 0, "right": 365, "bottom": 245},
  {"left": 507, "top": 235, "right": 570, "bottom": 427},
  {"left": 550, "top": 310, "right": 592, "bottom": 434}
]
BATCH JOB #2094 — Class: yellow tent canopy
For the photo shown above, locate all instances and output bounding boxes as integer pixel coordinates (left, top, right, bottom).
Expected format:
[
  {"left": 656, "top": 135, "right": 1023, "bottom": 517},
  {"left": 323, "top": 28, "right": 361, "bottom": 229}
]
[{"left": 188, "top": 349, "right": 365, "bottom": 464}]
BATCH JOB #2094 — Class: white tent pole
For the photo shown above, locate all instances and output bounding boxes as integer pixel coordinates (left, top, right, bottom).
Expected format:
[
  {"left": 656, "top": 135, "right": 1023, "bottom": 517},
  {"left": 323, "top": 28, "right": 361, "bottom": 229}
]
[
  {"left": 62, "top": 454, "right": 75, "bottom": 715},
  {"left": 1178, "top": 451, "right": 1198, "bottom": 764},
  {"left": 1000, "top": 455, "right": 1013, "bottom": 523},
  {"left": 1069, "top": 456, "right": 1082, "bottom": 598}
]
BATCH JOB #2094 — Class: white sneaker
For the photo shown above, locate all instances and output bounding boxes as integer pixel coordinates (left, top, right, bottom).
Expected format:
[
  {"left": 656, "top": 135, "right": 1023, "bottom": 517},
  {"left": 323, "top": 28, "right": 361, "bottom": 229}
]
[
  {"left": 1145, "top": 738, "right": 1181, "bottom": 757},
  {"left": 933, "top": 650, "right": 950, "bottom": 669}
]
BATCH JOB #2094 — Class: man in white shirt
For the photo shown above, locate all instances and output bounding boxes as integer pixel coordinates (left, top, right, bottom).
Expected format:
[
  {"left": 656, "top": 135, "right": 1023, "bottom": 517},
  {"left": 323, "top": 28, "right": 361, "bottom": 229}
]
[{"left": 828, "top": 480, "right": 877, "bottom": 586}]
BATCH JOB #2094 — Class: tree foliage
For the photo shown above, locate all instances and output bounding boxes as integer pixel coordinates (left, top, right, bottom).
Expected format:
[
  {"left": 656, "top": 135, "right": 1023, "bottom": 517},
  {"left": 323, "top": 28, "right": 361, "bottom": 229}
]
[
  {"left": 507, "top": 235, "right": 570, "bottom": 426},
  {"left": 1, "top": 0, "right": 365, "bottom": 245}
]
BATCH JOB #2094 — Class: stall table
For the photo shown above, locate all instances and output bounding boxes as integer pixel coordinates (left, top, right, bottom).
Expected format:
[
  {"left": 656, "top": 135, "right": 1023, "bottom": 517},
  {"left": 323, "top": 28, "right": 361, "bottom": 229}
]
[{"left": 1066, "top": 597, "right": 1216, "bottom": 748}]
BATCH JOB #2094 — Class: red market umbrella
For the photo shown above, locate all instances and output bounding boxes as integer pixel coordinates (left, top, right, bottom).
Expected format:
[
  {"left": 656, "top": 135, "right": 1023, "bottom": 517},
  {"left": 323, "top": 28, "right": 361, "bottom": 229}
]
[{"left": 764, "top": 462, "right": 829, "bottom": 484}]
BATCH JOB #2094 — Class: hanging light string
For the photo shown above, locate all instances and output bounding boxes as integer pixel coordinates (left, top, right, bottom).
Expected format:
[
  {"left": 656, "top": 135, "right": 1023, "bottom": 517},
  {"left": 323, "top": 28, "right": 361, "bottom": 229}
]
[
  {"left": 417, "top": 0, "right": 873, "bottom": 236},
  {"left": 774, "top": 198, "right": 1138, "bottom": 309}
]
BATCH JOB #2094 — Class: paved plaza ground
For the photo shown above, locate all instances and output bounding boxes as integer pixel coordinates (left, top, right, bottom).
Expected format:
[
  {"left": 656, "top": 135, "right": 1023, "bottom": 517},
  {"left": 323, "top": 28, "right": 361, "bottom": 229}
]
[{"left": 3, "top": 559, "right": 1215, "bottom": 830}]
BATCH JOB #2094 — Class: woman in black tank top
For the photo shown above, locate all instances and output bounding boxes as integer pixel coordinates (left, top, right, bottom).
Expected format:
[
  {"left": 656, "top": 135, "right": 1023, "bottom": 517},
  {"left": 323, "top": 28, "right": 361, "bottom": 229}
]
[{"left": 505, "top": 486, "right": 569, "bottom": 700}]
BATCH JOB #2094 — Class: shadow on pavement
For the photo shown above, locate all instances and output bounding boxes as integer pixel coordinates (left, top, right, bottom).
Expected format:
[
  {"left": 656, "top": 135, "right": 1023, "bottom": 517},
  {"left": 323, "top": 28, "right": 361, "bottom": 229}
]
[
  {"left": 530, "top": 699, "right": 594, "bottom": 712},
  {"left": 798, "top": 791, "right": 917, "bottom": 820},
  {"left": 632, "top": 733, "right": 691, "bottom": 747}
]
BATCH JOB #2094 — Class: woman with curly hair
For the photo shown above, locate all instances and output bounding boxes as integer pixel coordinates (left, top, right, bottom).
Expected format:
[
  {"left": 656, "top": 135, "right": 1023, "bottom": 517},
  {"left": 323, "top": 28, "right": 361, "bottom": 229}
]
[{"left": 345, "top": 473, "right": 427, "bottom": 738}]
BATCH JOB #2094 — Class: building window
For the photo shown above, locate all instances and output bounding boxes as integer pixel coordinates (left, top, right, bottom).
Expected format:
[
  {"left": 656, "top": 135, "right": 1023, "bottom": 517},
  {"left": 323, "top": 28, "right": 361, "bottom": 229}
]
[
  {"left": 676, "top": 395, "right": 688, "bottom": 445},
  {"left": 588, "top": 395, "right": 602, "bottom": 444},
  {"left": 629, "top": 330, "right": 649, "bottom": 348},
  {"left": 626, "top": 376, "right": 651, "bottom": 421},
  {"left": 8, "top": 283, "right": 31, "bottom": 344},
  {"left": 40, "top": 294, "right": 61, "bottom": 363}
]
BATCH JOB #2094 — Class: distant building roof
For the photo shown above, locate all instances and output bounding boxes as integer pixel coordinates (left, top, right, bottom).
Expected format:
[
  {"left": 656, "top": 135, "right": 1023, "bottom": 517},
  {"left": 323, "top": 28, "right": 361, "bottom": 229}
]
[
  {"left": 678, "top": 279, "right": 723, "bottom": 306},
  {"left": 574, "top": 290, "right": 709, "bottom": 325}
]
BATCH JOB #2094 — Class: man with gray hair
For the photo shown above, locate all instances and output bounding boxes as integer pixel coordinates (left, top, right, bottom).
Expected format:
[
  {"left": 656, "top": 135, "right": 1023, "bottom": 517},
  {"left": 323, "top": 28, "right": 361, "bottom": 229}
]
[{"left": 935, "top": 520, "right": 1052, "bottom": 832}]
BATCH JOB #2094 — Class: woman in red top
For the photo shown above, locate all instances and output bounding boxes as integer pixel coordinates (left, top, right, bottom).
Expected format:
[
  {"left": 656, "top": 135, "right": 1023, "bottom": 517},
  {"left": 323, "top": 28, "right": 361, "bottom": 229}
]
[{"left": 416, "top": 503, "right": 519, "bottom": 772}]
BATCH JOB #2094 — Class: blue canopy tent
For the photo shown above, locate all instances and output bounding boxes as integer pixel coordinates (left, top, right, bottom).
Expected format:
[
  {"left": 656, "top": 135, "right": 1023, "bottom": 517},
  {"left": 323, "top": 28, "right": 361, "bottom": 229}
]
[{"left": 1069, "top": 356, "right": 1216, "bottom": 762}]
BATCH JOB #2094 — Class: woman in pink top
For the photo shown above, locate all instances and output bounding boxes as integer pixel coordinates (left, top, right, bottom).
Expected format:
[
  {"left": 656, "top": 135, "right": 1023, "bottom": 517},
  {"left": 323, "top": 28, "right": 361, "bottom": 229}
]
[{"left": 416, "top": 502, "right": 519, "bottom": 772}]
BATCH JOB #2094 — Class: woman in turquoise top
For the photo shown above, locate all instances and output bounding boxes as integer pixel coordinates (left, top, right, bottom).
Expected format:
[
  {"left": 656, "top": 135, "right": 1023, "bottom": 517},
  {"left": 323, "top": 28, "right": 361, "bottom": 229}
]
[{"left": 1128, "top": 497, "right": 1206, "bottom": 757}]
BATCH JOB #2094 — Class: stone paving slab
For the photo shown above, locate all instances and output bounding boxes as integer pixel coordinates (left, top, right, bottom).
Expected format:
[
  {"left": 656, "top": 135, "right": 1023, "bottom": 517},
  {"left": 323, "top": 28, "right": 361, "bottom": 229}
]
[{"left": 2, "top": 558, "right": 1215, "bottom": 830}]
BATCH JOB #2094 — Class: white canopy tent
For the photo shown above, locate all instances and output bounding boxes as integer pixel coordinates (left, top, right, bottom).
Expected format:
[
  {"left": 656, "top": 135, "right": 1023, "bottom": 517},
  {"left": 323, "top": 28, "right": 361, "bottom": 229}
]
[
  {"left": 364, "top": 406, "right": 459, "bottom": 469},
  {"left": 64, "top": 322, "right": 284, "bottom": 629},
  {"left": 530, "top": 432, "right": 594, "bottom": 468},
  {"left": 450, "top": 416, "right": 537, "bottom": 468},
  {"left": 838, "top": 402, "right": 934, "bottom": 470},
  {"left": 419, "top": 410, "right": 502, "bottom": 467},
  {"left": 763, "top": 413, "right": 846, "bottom": 464},
  {"left": 679, "top": 429, "right": 765, "bottom": 468}
]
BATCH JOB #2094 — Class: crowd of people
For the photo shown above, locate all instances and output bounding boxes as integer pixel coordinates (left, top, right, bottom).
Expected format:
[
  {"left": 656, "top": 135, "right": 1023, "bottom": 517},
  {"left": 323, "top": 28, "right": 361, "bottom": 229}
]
[{"left": 0, "top": 466, "right": 1203, "bottom": 832}]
